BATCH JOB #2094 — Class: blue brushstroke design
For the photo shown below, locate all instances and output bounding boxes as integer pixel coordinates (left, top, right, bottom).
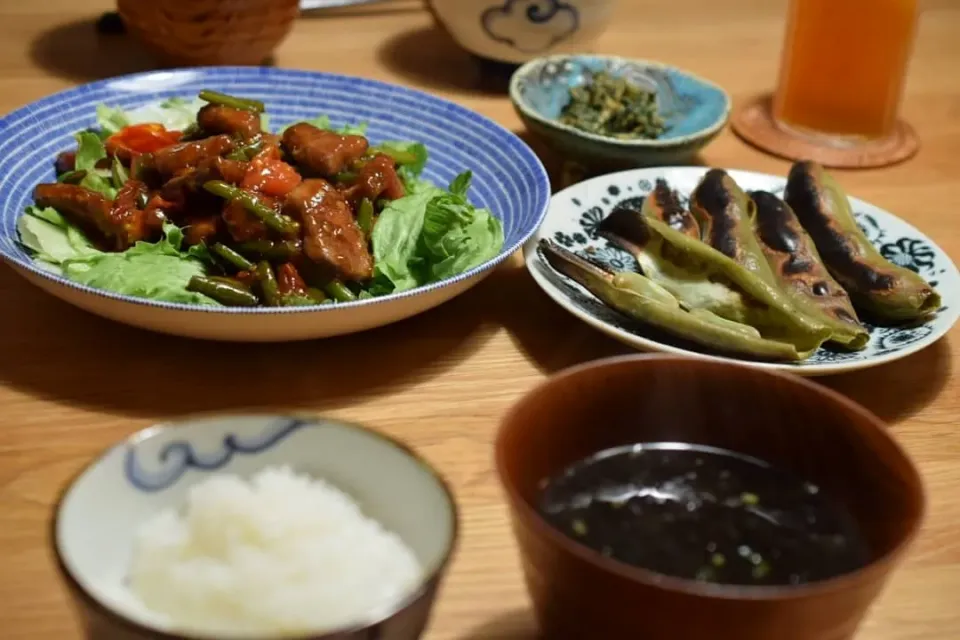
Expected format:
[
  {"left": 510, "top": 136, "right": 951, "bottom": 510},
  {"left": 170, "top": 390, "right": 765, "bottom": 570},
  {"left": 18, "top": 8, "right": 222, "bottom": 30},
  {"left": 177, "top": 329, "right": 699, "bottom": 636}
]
[
  {"left": 482, "top": 0, "right": 579, "bottom": 53},
  {"left": 124, "top": 418, "right": 310, "bottom": 492}
]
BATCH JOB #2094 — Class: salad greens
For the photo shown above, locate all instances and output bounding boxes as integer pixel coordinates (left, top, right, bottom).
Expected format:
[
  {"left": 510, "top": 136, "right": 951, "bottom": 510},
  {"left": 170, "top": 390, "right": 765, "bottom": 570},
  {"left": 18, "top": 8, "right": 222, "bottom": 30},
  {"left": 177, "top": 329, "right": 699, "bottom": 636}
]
[
  {"left": 19, "top": 98, "right": 505, "bottom": 306},
  {"left": 18, "top": 209, "right": 217, "bottom": 305},
  {"left": 74, "top": 131, "right": 117, "bottom": 198},
  {"left": 371, "top": 172, "right": 504, "bottom": 293}
]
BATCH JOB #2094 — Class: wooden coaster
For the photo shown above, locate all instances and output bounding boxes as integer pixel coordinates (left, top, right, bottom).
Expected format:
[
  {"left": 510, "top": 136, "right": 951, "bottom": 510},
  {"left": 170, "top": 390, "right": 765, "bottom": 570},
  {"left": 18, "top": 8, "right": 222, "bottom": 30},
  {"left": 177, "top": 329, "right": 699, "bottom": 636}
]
[{"left": 731, "top": 95, "right": 920, "bottom": 169}]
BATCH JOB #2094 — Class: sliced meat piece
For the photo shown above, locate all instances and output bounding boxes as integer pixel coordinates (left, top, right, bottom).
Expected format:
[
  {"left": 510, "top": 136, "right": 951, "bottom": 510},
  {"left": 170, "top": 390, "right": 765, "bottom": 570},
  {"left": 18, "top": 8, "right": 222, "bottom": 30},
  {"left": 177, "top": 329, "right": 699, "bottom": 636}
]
[
  {"left": 342, "top": 153, "right": 405, "bottom": 207},
  {"left": 281, "top": 123, "right": 368, "bottom": 177},
  {"left": 284, "top": 178, "right": 373, "bottom": 282},
  {"left": 160, "top": 156, "right": 248, "bottom": 205},
  {"left": 142, "top": 195, "right": 171, "bottom": 235},
  {"left": 197, "top": 104, "right": 262, "bottom": 140},
  {"left": 108, "top": 180, "right": 157, "bottom": 248},
  {"left": 34, "top": 183, "right": 114, "bottom": 250},
  {"left": 34, "top": 181, "right": 158, "bottom": 251},
  {"left": 55, "top": 151, "right": 76, "bottom": 175},
  {"left": 183, "top": 215, "right": 222, "bottom": 246},
  {"left": 222, "top": 199, "right": 269, "bottom": 243},
  {"left": 138, "top": 134, "right": 235, "bottom": 181}
]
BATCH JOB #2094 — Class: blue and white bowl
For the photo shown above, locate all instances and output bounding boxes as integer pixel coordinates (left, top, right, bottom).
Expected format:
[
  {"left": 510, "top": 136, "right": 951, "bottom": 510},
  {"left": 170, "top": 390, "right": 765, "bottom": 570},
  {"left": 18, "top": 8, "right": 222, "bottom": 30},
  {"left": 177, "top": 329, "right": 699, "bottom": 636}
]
[
  {"left": 54, "top": 414, "right": 458, "bottom": 639},
  {"left": 0, "top": 67, "right": 550, "bottom": 341},
  {"left": 429, "top": 0, "right": 615, "bottom": 65},
  {"left": 511, "top": 54, "right": 731, "bottom": 167}
]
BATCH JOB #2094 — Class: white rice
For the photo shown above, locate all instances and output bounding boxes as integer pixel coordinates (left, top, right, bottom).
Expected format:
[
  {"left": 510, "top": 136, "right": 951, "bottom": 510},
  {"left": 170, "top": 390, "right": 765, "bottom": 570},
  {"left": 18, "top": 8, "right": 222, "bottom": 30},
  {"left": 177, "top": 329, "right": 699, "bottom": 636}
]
[{"left": 128, "top": 466, "right": 424, "bottom": 636}]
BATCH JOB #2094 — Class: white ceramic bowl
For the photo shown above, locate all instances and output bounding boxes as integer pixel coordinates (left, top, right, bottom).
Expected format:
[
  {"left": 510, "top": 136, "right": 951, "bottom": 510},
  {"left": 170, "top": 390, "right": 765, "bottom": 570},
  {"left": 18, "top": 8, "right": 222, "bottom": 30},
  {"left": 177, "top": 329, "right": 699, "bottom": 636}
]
[
  {"left": 53, "top": 415, "right": 459, "bottom": 639},
  {"left": 428, "top": 0, "right": 615, "bottom": 64}
]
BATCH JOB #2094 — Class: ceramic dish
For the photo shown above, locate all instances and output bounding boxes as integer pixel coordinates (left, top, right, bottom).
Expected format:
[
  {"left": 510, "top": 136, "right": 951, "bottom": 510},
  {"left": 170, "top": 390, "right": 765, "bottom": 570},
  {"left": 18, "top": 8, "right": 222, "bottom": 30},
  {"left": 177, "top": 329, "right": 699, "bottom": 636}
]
[
  {"left": 497, "top": 354, "right": 924, "bottom": 639},
  {"left": 0, "top": 67, "right": 550, "bottom": 341},
  {"left": 510, "top": 54, "right": 730, "bottom": 167},
  {"left": 525, "top": 167, "right": 960, "bottom": 376},
  {"left": 428, "top": 0, "right": 615, "bottom": 65},
  {"left": 54, "top": 414, "right": 458, "bottom": 639}
]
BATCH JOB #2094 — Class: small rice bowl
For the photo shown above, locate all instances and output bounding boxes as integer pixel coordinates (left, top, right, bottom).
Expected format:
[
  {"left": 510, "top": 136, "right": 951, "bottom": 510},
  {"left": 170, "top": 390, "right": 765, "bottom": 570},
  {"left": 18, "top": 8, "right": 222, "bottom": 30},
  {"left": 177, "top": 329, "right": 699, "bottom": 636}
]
[{"left": 128, "top": 465, "right": 424, "bottom": 636}]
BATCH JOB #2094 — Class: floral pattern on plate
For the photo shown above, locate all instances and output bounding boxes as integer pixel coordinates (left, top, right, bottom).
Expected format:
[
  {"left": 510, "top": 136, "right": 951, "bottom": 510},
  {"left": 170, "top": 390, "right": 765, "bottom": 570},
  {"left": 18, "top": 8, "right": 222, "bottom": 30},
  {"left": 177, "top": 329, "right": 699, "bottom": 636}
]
[{"left": 526, "top": 167, "right": 960, "bottom": 375}]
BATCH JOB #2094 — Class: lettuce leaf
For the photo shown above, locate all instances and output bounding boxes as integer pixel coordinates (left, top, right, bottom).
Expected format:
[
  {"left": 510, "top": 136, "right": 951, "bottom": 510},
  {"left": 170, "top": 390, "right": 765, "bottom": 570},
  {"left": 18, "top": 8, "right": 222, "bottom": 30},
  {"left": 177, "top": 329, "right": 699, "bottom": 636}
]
[
  {"left": 418, "top": 171, "right": 504, "bottom": 281},
  {"left": 370, "top": 171, "right": 504, "bottom": 294},
  {"left": 96, "top": 97, "right": 270, "bottom": 136},
  {"left": 73, "top": 132, "right": 117, "bottom": 198},
  {"left": 17, "top": 205, "right": 217, "bottom": 306},
  {"left": 95, "top": 104, "right": 129, "bottom": 137},
  {"left": 371, "top": 185, "right": 442, "bottom": 292}
]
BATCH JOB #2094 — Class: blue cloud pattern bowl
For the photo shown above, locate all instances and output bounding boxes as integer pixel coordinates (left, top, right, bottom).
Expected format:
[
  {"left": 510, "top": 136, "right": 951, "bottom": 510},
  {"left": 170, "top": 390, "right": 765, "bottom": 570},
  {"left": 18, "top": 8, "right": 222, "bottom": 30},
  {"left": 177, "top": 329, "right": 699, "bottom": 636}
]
[
  {"left": 429, "top": 0, "right": 615, "bottom": 64},
  {"left": 54, "top": 414, "right": 459, "bottom": 639},
  {"left": 510, "top": 54, "right": 731, "bottom": 167}
]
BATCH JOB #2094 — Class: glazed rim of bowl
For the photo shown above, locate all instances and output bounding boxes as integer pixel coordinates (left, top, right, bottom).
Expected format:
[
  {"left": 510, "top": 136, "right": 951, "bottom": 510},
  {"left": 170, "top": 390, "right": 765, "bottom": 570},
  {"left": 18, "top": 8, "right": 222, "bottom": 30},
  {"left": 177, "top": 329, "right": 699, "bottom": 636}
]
[
  {"left": 510, "top": 54, "right": 732, "bottom": 148},
  {"left": 0, "top": 67, "right": 550, "bottom": 316},
  {"left": 51, "top": 413, "right": 461, "bottom": 640},
  {"left": 495, "top": 354, "right": 927, "bottom": 601}
]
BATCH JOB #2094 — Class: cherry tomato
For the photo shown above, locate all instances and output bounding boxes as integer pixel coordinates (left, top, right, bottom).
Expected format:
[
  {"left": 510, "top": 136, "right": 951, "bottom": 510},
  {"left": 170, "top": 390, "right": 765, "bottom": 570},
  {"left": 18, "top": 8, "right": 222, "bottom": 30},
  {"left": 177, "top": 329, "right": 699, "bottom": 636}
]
[
  {"left": 276, "top": 262, "right": 307, "bottom": 295},
  {"left": 106, "top": 123, "right": 182, "bottom": 157},
  {"left": 242, "top": 152, "right": 301, "bottom": 197}
]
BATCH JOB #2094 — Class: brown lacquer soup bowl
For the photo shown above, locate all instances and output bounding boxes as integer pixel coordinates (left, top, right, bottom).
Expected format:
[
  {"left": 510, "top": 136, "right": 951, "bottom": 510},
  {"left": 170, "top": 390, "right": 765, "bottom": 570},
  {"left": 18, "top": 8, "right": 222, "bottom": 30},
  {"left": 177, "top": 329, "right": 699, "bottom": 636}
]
[{"left": 496, "top": 355, "right": 924, "bottom": 640}]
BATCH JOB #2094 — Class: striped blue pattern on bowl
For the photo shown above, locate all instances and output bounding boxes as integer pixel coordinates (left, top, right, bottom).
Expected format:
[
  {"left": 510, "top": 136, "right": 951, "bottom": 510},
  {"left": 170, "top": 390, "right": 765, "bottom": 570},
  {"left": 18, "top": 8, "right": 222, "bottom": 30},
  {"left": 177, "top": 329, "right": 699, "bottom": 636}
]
[{"left": 0, "top": 67, "right": 550, "bottom": 314}]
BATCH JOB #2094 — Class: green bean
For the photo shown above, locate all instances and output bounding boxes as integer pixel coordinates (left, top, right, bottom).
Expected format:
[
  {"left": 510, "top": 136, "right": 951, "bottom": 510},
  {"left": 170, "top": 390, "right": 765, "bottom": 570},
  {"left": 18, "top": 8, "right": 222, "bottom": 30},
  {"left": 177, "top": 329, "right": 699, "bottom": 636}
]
[
  {"left": 111, "top": 156, "right": 129, "bottom": 189},
  {"left": 212, "top": 243, "right": 255, "bottom": 271},
  {"left": 203, "top": 180, "right": 300, "bottom": 236},
  {"left": 280, "top": 294, "right": 313, "bottom": 307},
  {"left": 357, "top": 198, "right": 374, "bottom": 237},
  {"left": 281, "top": 288, "right": 327, "bottom": 307},
  {"left": 227, "top": 138, "right": 264, "bottom": 161},
  {"left": 325, "top": 280, "right": 357, "bottom": 303},
  {"left": 236, "top": 239, "right": 301, "bottom": 262},
  {"left": 198, "top": 90, "right": 265, "bottom": 114},
  {"left": 333, "top": 170, "right": 357, "bottom": 184},
  {"left": 373, "top": 146, "right": 419, "bottom": 165},
  {"left": 58, "top": 170, "right": 87, "bottom": 184},
  {"left": 187, "top": 275, "right": 259, "bottom": 307},
  {"left": 255, "top": 261, "right": 282, "bottom": 307},
  {"left": 180, "top": 123, "right": 200, "bottom": 138}
]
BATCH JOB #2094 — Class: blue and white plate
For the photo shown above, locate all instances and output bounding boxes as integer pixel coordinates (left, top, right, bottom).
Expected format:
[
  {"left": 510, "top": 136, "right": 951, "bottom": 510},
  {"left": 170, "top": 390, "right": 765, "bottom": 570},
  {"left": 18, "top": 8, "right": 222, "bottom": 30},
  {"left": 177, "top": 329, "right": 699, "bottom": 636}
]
[
  {"left": 525, "top": 167, "right": 960, "bottom": 376},
  {"left": 0, "top": 67, "right": 550, "bottom": 341}
]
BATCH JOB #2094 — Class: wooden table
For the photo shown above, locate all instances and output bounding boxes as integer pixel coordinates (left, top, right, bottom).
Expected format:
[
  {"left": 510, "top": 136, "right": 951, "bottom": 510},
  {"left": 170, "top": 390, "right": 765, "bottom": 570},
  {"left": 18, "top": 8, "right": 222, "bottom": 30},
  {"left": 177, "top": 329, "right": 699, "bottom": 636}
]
[{"left": 1, "top": 1, "right": 959, "bottom": 638}]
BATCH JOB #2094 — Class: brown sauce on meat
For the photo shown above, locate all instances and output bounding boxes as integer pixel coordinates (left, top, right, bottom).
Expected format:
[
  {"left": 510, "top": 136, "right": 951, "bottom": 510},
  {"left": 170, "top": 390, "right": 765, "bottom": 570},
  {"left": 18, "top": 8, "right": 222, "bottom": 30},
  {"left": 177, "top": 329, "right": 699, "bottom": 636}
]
[{"left": 281, "top": 123, "right": 368, "bottom": 177}]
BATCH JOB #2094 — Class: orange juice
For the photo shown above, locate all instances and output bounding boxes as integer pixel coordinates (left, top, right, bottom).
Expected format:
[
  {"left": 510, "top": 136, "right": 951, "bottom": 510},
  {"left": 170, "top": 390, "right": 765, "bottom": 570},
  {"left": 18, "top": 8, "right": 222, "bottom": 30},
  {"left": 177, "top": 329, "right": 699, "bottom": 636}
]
[{"left": 773, "top": 0, "right": 919, "bottom": 141}]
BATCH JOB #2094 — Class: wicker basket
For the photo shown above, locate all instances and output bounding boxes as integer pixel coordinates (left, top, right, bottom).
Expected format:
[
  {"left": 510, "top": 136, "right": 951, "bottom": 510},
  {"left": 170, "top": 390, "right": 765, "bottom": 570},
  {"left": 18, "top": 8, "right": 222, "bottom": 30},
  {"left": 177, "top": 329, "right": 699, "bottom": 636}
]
[{"left": 117, "top": 0, "right": 301, "bottom": 66}]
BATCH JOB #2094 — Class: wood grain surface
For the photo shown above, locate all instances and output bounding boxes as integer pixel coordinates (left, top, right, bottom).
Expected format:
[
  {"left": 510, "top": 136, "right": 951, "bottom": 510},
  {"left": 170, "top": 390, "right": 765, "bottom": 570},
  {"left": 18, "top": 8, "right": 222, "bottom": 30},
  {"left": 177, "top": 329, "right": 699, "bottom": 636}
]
[{"left": 1, "top": 1, "right": 958, "bottom": 638}]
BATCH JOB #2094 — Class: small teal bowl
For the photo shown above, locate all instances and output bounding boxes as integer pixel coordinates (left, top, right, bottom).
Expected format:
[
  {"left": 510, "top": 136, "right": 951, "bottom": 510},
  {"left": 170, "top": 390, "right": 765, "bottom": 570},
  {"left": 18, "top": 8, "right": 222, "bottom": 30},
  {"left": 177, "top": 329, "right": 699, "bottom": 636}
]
[{"left": 510, "top": 54, "right": 731, "bottom": 168}]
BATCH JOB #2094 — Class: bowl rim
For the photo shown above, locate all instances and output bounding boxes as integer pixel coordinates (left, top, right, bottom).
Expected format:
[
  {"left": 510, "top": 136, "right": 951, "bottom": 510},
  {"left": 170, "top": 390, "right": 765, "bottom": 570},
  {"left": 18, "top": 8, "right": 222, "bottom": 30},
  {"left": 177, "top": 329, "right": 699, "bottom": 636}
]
[
  {"left": 495, "top": 353, "right": 927, "bottom": 601},
  {"left": 509, "top": 53, "right": 732, "bottom": 149},
  {"left": 0, "top": 66, "right": 550, "bottom": 316},
  {"left": 51, "top": 412, "right": 461, "bottom": 640}
]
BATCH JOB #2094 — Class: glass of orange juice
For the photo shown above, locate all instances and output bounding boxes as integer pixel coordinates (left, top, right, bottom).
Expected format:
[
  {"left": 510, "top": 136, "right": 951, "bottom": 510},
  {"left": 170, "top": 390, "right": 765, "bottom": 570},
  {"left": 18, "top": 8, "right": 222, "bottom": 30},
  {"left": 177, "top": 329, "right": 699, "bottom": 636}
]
[{"left": 773, "top": 0, "right": 920, "bottom": 145}]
